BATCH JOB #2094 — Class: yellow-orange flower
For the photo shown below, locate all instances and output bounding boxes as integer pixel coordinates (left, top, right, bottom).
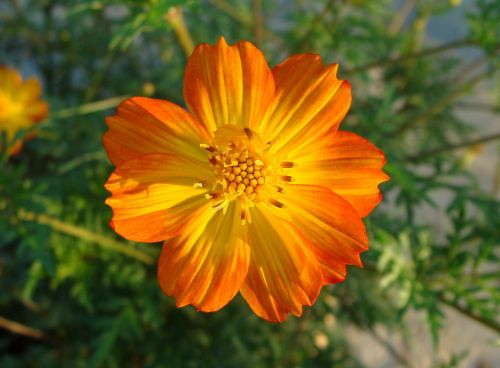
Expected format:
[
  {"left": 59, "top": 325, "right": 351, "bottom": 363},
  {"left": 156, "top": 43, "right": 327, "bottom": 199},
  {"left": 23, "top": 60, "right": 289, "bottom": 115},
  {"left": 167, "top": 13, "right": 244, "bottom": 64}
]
[
  {"left": 0, "top": 66, "right": 48, "bottom": 155},
  {"left": 104, "top": 37, "right": 389, "bottom": 322}
]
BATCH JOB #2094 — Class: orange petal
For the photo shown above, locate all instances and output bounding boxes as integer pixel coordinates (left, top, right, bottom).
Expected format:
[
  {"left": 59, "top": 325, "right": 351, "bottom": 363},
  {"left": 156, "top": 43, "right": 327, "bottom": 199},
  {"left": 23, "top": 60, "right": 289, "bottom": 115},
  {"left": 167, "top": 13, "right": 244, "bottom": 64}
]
[
  {"left": 286, "top": 130, "right": 389, "bottom": 217},
  {"left": 19, "top": 77, "right": 42, "bottom": 102},
  {"left": 105, "top": 153, "right": 214, "bottom": 243},
  {"left": 158, "top": 201, "right": 250, "bottom": 312},
  {"left": 183, "top": 36, "right": 274, "bottom": 133},
  {"left": 27, "top": 100, "right": 49, "bottom": 122},
  {"left": 277, "top": 185, "right": 368, "bottom": 284},
  {"left": 103, "top": 97, "right": 211, "bottom": 166},
  {"left": 240, "top": 204, "right": 322, "bottom": 322},
  {"left": 8, "top": 140, "right": 24, "bottom": 156},
  {"left": 0, "top": 66, "right": 22, "bottom": 93},
  {"left": 259, "top": 54, "right": 350, "bottom": 154}
]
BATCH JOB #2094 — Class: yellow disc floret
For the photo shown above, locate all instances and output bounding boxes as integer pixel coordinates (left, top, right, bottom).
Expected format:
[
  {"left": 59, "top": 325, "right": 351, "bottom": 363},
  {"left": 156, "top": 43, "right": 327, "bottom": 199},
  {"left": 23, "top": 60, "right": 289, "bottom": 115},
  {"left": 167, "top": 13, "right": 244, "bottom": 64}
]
[{"left": 197, "top": 125, "right": 296, "bottom": 224}]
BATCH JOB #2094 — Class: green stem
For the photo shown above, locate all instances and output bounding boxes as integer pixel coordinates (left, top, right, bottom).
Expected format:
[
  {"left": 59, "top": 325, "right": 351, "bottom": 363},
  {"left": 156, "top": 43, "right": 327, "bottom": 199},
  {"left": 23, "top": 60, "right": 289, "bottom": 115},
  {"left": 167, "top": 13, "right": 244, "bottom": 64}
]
[
  {"left": 362, "top": 263, "right": 500, "bottom": 334},
  {"left": 84, "top": 50, "right": 115, "bottom": 102},
  {"left": 456, "top": 100, "right": 499, "bottom": 111},
  {"left": 494, "top": 160, "right": 500, "bottom": 197},
  {"left": 406, "top": 131, "right": 500, "bottom": 161},
  {"left": 0, "top": 315, "right": 44, "bottom": 339},
  {"left": 387, "top": 0, "right": 416, "bottom": 35},
  {"left": 17, "top": 209, "right": 156, "bottom": 264},
  {"left": 438, "top": 295, "right": 500, "bottom": 334},
  {"left": 58, "top": 151, "right": 107, "bottom": 174},
  {"left": 164, "top": 6, "right": 195, "bottom": 57},
  {"left": 210, "top": 0, "right": 279, "bottom": 43},
  {"left": 345, "top": 39, "right": 474, "bottom": 75},
  {"left": 367, "top": 326, "right": 414, "bottom": 368},
  {"left": 284, "top": 309, "right": 310, "bottom": 367},
  {"left": 252, "top": 0, "right": 263, "bottom": 48},
  {"left": 388, "top": 69, "right": 494, "bottom": 137},
  {"left": 296, "top": 0, "right": 338, "bottom": 51},
  {"left": 52, "top": 95, "right": 128, "bottom": 119},
  {"left": 210, "top": 0, "right": 252, "bottom": 27}
]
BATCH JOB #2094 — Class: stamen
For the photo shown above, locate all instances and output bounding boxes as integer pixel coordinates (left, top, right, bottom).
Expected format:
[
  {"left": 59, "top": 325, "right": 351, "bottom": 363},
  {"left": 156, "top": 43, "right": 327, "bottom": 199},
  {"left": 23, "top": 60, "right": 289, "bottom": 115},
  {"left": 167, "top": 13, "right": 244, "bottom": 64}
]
[
  {"left": 193, "top": 180, "right": 207, "bottom": 188},
  {"left": 200, "top": 143, "right": 216, "bottom": 152},
  {"left": 209, "top": 156, "right": 218, "bottom": 165},
  {"left": 264, "top": 140, "right": 274, "bottom": 152},
  {"left": 276, "top": 186, "right": 284, "bottom": 193},
  {"left": 244, "top": 128, "right": 254, "bottom": 140},
  {"left": 280, "top": 162, "right": 294, "bottom": 168},
  {"left": 269, "top": 199, "right": 284, "bottom": 208},
  {"left": 203, "top": 128, "right": 269, "bottom": 204},
  {"left": 280, "top": 175, "right": 294, "bottom": 182},
  {"left": 211, "top": 200, "right": 226, "bottom": 211},
  {"left": 205, "top": 193, "right": 218, "bottom": 200}
]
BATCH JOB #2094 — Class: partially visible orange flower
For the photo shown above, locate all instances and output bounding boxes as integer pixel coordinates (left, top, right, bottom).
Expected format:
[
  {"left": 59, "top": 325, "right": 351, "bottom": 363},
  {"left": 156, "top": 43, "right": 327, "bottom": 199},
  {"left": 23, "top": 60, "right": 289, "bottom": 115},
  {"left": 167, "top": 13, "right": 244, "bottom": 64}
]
[
  {"left": 0, "top": 66, "right": 48, "bottom": 155},
  {"left": 104, "top": 37, "right": 389, "bottom": 322}
]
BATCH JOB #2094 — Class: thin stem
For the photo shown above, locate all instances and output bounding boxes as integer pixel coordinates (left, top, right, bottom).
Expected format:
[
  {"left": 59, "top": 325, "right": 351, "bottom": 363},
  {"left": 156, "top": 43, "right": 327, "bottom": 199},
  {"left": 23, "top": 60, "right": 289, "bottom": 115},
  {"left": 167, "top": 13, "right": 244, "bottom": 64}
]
[
  {"left": 388, "top": 0, "right": 416, "bottom": 36},
  {"left": 367, "top": 326, "right": 414, "bottom": 368},
  {"left": 210, "top": 0, "right": 252, "bottom": 27},
  {"left": 362, "top": 262, "right": 500, "bottom": 334},
  {"left": 252, "top": 0, "right": 263, "bottom": 48},
  {"left": 406, "top": 131, "right": 500, "bottom": 161},
  {"left": 452, "top": 56, "right": 490, "bottom": 85},
  {"left": 493, "top": 160, "right": 500, "bottom": 197},
  {"left": 164, "top": 6, "right": 195, "bottom": 57},
  {"left": 456, "top": 100, "right": 499, "bottom": 111},
  {"left": 210, "top": 0, "right": 280, "bottom": 44},
  {"left": 284, "top": 309, "right": 310, "bottom": 367},
  {"left": 17, "top": 209, "right": 156, "bottom": 264},
  {"left": 297, "top": 0, "right": 338, "bottom": 51},
  {"left": 389, "top": 68, "right": 494, "bottom": 137},
  {"left": 52, "top": 95, "right": 128, "bottom": 119},
  {"left": 0, "top": 315, "right": 44, "bottom": 339},
  {"left": 20, "top": 297, "right": 42, "bottom": 313},
  {"left": 58, "top": 151, "right": 106, "bottom": 174},
  {"left": 438, "top": 295, "right": 500, "bottom": 334},
  {"left": 345, "top": 39, "right": 473, "bottom": 75},
  {"left": 9, "top": 0, "right": 21, "bottom": 12},
  {"left": 84, "top": 50, "right": 115, "bottom": 102}
]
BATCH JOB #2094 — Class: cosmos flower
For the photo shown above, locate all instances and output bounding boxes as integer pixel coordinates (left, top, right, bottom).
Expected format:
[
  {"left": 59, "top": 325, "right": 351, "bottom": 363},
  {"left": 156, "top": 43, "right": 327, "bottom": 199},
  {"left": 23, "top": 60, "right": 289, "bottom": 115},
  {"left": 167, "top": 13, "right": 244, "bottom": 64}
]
[
  {"left": 0, "top": 66, "right": 48, "bottom": 155},
  {"left": 104, "top": 37, "right": 388, "bottom": 322}
]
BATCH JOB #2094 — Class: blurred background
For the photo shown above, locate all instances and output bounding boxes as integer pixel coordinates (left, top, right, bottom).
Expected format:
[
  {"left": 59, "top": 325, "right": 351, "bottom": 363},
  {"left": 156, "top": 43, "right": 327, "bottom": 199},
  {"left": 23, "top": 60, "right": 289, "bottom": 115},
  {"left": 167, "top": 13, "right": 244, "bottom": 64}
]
[{"left": 1, "top": 0, "right": 499, "bottom": 367}]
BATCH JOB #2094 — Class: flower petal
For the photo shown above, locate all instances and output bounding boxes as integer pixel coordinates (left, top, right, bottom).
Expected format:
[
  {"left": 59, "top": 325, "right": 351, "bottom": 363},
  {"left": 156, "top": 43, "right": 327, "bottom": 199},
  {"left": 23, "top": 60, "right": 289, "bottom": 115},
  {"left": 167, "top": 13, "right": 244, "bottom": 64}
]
[
  {"left": 183, "top": 36, "right": 274, "bottom": 133},
  {"left": 26, "top": 100, "right": 49, "bottom": 122},
  {"left": 19, "top": 77, "right": 42, "bottom": 103},
  {"left": 240, "top": 204, "right": 322, "bottom": 322},
  {"left": 259, "top": 54, "right": 350, "bottom": 154},
  {"left": 0, "top": 66, "right": 22, "bottom": 93},
  {"left": 286, "top": 131, "right": 389, "bottom": 217},
  {"left": 105, "top": 153, "right": 214, "bottom": 243},
  {"left": 278, "top": 185, "right": 368, "bottom": 284},
  {"left": 103, "top": 97, "right": 211, "bottom": 166},
  {"left": 158, "top": 201, "right": 250, "bottom": 312}
]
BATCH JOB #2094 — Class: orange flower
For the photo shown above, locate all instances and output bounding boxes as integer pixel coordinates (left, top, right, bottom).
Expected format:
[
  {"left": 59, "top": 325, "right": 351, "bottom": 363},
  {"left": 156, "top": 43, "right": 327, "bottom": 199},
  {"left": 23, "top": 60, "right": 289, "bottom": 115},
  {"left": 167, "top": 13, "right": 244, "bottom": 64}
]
[
  {"left": 104, "top": 37, "right": 389, "bottom": 322},
  {"left": 0, "top": 66, "right": 48, "bottom": 155}
]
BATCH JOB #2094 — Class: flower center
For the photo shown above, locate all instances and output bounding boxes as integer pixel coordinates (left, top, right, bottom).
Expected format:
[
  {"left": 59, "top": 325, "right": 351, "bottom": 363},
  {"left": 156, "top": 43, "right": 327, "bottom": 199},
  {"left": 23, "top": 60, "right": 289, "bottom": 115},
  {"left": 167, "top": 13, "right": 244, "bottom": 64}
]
[
  {"left": 203, "top": 126, "right": 268, "bottom": 200},
  {"left": 197, "top": 125, "right": 295, "bottom": 223},
  {"left": 197, "top": 126, "right": 274, "bottom": 222},
  {"left": 223, "top": 140, "right": 268, "bottom": 192}
]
